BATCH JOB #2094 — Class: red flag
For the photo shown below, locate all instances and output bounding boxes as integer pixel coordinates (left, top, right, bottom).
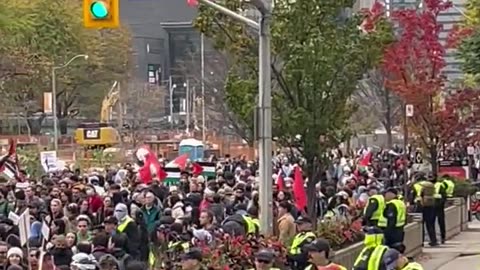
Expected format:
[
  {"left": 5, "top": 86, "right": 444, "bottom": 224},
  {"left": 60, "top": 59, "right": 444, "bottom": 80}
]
[
  {"left": 166, "top": 154, "right": 189, "bottom": 170},
  {"left": 192, "top": 162, "right": 203, "bottom": 176},
  {"left": 136, "top": 146, "right": 166, "bottom": 184},
  {"left": 157, "top": 166, "right": 167, "bottom": 181},
  {"left": 359, "top": 150, "right": 372, "bottom": 167},
  {"left": 187, "top": 0, "right": 198, "bottom": 7},
  {"left": 293, "top": 166, "right": 307, "bottom": 211},
  {"left": 276, "top": 169, "right": 285, "bottom": 191}
]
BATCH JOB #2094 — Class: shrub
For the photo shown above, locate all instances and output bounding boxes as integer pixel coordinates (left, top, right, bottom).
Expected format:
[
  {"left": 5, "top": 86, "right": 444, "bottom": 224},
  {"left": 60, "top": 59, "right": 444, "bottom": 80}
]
[
  {"left": 453, "top": 179, "right": 478, "bottom": 197},
  {"left": 153, "top": 219, "right": 363, "bottom": 269},
  {"left": 317, "top": 218, "right": 364, "bottom": 250}
]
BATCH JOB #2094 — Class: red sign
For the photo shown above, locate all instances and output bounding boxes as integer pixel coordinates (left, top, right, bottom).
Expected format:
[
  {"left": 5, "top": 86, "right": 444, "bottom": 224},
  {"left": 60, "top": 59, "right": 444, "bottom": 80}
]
[{"left": 438, "top": 166, "right": 468, "bottom": 180}]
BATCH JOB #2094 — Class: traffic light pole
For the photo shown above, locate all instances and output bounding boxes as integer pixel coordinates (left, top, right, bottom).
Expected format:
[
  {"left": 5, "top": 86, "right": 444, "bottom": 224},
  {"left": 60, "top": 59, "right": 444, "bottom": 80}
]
[{"left": 198, "top": 0, "right": 273, "bottom": 235}]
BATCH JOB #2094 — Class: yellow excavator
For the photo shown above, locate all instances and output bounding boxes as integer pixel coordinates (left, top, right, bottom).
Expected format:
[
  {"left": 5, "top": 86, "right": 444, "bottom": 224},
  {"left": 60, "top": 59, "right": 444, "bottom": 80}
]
[{"left": 74, "top": 81, "right": 121, "bottom": 149}]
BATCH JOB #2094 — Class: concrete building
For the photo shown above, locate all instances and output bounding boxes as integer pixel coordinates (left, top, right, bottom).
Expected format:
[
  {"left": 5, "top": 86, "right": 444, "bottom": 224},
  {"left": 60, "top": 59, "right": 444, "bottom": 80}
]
[
  {"left": 354, "top": 0, "right": 467, "bottom": 82},
  {"left": 119, "top": 0, "right": 198, "bottom": 81},
  {"left": 119, "top": 0, "right": 205, "bottom": 117}
]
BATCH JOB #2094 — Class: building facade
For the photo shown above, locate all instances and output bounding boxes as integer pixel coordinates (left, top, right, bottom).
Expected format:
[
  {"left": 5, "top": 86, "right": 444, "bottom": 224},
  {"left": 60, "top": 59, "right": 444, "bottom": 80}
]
[
  {"left": 354, "top": 0, "right": 466, "bottom": 82},
  {"left": 119, "top": 0, "right": 207, "bottom": 119}
]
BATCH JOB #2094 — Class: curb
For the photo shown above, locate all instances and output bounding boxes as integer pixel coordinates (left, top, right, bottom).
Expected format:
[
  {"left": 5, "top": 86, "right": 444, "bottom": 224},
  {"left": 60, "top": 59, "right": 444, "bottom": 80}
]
[{"left": 420, "top": 252, "right": 461, "bottom": 270}]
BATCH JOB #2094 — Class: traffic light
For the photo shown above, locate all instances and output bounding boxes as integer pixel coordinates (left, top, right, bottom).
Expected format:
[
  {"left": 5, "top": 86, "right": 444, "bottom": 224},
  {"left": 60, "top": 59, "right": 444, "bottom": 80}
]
[{"left": 83, "top": 0, "right": 119, "bottom": 29}]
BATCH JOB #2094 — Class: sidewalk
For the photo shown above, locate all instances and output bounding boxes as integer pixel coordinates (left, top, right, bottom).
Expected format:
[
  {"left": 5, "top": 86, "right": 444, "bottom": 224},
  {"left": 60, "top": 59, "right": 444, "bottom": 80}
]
[{"left": 420, "top": 222, "right": 480, "bottom": 270}]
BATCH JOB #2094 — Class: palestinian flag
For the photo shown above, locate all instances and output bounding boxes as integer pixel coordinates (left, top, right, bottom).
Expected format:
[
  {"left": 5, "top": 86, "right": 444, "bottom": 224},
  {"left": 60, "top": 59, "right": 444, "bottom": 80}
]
[
  {"left": 166, "top": 154, "right": 188, "bottom": 170},
  {"left": 196, "top": 162, "right": 216, "bottom": 179},
  {"left": 164, "top": 167, "right": 181, "bottom": 186},
  {"left": 0, "top": 139, "right": 22, "bottom": 181}
]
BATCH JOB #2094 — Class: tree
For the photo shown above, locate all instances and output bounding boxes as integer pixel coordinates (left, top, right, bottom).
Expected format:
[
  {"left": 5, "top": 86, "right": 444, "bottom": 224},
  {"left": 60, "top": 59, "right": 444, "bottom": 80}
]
[
  {"left": 176, "top": 48, "right": 255, "bottom": 143},
  {"left": 354, "top": 69, "right": 401, "bottom": 148},
  {"left": 450, "top": 0, "right": 480, "bottom": 86},
  {"left": 122, "top": 81, "right": 166, "bottom": 147},
  {"left": 0, "top": 0, "right": 132, "bottom": 135},
  {"left": 195, "top": 0, "right": 391, "bottom": 218},
  {"left": 383, "top": 0, "right": 480, "bottom": 175}
]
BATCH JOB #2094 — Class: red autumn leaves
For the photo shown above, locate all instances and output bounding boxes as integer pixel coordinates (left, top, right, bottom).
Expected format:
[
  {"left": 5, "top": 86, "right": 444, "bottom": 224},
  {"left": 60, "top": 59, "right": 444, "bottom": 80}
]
[{"left": 369, "top": 0, "right": 480, "bottom": 145}]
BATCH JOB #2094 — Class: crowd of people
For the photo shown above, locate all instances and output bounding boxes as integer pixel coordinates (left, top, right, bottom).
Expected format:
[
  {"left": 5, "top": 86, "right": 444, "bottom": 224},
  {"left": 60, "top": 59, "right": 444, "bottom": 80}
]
[{"left": 0, "top": 145, "right": 463, "bottom": 270}]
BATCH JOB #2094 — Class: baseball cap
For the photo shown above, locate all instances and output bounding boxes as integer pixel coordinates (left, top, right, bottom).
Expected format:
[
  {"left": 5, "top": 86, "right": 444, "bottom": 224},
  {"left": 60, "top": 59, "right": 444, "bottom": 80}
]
[
  {"left": 254, "top": 249, "right": 275, "bottom": 263},
  {"left": 180, "top": 248, "right": 203, "bottom": 261},
  {"left": 383, "top": 248, "right": 401, "bottom": 270},
  {"left": 303, "top": 239, "right": 330, "bottom": 253}
]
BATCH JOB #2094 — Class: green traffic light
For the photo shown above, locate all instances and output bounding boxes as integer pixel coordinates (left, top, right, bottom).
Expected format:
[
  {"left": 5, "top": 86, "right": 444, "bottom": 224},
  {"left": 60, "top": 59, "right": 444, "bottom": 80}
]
[{"left": 90, "top": 1, "right": 109, "bottom": 19}]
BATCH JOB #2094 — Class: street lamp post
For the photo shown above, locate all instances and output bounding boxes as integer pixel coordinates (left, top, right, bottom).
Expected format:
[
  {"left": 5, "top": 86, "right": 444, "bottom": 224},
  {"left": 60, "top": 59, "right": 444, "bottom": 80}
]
[
  {"left": 169, "top": 77, "right": 188, "bottom": 129},
  {"left": 51, "top": 54, "right": 88, "bottom": 152}
]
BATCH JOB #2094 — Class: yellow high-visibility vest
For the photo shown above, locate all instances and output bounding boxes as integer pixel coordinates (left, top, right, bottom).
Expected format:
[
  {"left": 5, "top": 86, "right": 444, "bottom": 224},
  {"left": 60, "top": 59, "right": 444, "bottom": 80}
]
[
  {"left": 378, "top": 199, "right": 406, "bottom": 228},
  {"left": 402, "top": 262, "right": 425, "bottom": 270},
  {"left": 443, "top": 180, "right": 455, "bottom": 197},
  {"left": 289, "top": 232, "right": 316, "bottom": 255},
  {"left": 434, "top": 182, "right": 444, "bottom": 199},
  {"left": 117, "top": 216, "right": 133, "bottom": 233},
  {"left": 389, "top": 199, "right": 406, "bottom": 227},
  {"left": 353, "top": 245, "right": 388, "bottom": 270},
  {"left": 243, "top": 216, "right": 260, "bottom": 235},
  {"left": 364, "top": 195, "right": 385, "bottom": 221}
]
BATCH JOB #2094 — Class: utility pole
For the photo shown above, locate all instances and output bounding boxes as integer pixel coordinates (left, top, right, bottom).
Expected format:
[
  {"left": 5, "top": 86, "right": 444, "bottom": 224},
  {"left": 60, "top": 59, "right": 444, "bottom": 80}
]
[
  {"left": 197, "top": 0, "right": 273, "bottom": 235},
  {"left": 404, "top": 104, "right": 413, "bottom": 200},
  {"left": 169, "top": 76, "right": 173, "bottom": 129},
  {"left": 186, "top": 79, "right": 190, "bottom": 134},
  {"left": 192, "top": 86, "right": 197, "bottom": 130},
  {"left": 201, "top": 33, "right": 206, "bottom": 144},
  {"left": 257, "top": 0, "right": 273, "bottom": 235}
]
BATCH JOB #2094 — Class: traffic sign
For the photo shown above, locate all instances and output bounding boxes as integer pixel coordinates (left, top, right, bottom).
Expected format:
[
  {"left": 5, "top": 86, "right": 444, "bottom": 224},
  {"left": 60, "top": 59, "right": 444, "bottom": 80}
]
[
  {"left": 406, "top": 104, "right": 414, "bottom": 117},
  {"left": 415, "top": 152, "right": 423, "bottom": 164}
]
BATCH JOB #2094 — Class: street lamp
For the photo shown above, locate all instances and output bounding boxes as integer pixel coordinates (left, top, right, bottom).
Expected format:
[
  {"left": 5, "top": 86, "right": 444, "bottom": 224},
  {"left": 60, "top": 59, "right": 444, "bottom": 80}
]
[
  {"left": 169, "top": 77, "right": 188, "bottom": 129},
  {"left": 51, "top": 54, "right": 89, "bottom": 152}
]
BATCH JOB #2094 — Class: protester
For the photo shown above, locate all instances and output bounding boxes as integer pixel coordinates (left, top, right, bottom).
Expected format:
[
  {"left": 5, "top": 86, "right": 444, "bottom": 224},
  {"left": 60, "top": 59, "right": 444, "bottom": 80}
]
[{"left": 0, "top": 140, "right": 442, "bottom": 269}]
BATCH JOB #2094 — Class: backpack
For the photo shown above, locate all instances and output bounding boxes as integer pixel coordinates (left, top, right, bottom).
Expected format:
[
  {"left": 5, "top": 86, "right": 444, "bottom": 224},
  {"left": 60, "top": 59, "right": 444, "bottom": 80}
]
[{"left": 421, "top": 181, "right": 435, "bottom": 206}]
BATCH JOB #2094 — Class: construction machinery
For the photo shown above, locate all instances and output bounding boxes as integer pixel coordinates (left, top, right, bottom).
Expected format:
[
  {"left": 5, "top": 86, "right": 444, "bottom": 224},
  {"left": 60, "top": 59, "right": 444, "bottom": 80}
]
[{"left": 74, "top": 81, "right": 121, "bottom": 149}]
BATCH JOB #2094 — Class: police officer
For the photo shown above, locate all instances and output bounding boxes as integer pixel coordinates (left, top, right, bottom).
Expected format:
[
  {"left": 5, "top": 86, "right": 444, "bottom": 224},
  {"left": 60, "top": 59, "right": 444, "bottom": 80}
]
[
  {"left": 362, "top": 227, "right": 385, "bottom": 248},
  {"left": 421, "top": 175, "right": 438, "bottom": 246},
  {"left": 249, "top": 249, "right": 280, "bottom": 270},
  {"left": 353, "top": 227, "right": 387, "bottom": 270},
  {"left": 288, "top": 216, "right": 316, "bottom": 270},
  {"left": 303, "top": 238, "right": 347, "bottom": 270},
  {"left": 352, "top": 241, "right": 390, "bottom": 270},
  {"left": 434, "top": 177, "right": 448, "bottom": 244},
  {"left": 411, "top": 174, "right": 427, "bottom": 213},
  {"left": 244, "top": 206, "right": 260, "bottom": 236},
  {"left": 441, "top": 175, "right": 455, "bottom": 198},
  {"left": 363, "top": 186, "right": 385, "bottom": 227},
  {"left": 378, "top": 188, "right": 407, "bottom": 252}
]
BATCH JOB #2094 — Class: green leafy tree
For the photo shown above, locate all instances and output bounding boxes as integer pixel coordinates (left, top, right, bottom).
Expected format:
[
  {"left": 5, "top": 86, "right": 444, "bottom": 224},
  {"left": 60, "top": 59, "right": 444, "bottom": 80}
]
[
  {"left": 455, "top": 0, "right": 480, "bottom": 85},
  {"left": 0, "top": 0, "right": 132, "bottom": 135},
  {"left": 195, "top": 0, "right": 392, "bottom": 217}
]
